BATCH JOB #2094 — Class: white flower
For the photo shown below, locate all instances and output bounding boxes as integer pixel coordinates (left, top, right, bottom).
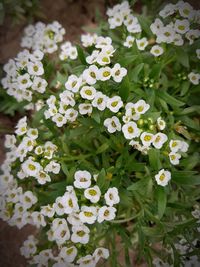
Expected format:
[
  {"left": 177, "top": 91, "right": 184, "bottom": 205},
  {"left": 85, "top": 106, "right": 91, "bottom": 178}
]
[
  {"left": 174, "top": 19, "right": 190, "bottom": 34},
  {"left": 36, "top": 170, "right": 51, "bottom": 184},
  {"left": 122, "top": 121, "right": 141, "bottom": 139},
  {"left": 55, "top": 197, "right": 65, "bottom": 216},
  {"left": 98, "top": 67, "right": 112, "bottom": 81},
  {"left": 92, "top": 92, "right": 108, "bottom": 111},
  {"left": 95, "top": 36, "right": 112, "bottom": 49},
  {"left": 79, "top": 103, "right": 93, "bottom": 115},
  {"left": 17, "top": 73, "right": 32, "bottom": 90},
  {"left": 82, "top": 65, "right": 99, "bottom": 85},
  {"left": 136, "top": 38, "right": 148, "bottom": 50},
  {"left": 84, "top": 185, "right": 101, "bottom": 203},
  {"left": 111, "top": 63, "right": 127, "bottom": 83},
  {"left": 97, "top": 206, "right": 117, "bottom": 223},
  {"left": 53, "top": 223, "right": 70, "bottom": 245},
  {"left": 20, "top": 191, "right": 38, "bottom": 209},
  {"left": 79, "top": 206, "right": 97, "bottom": 224},
  {"left": 77, "top": 255, "right": 95, "bottom": 267},
  {"left": 124, "top": 35, "right": 135, "bottom": 48},
  {"left": 65, "top": 108, "right": 78, "bottom": 122},
  {"left": 157, "top": 25, "right": 175, "bottom": 44},
  {"left": 173, "top": 33, "right": 184, "bottom": 46},
  {"left": 71, "top": 224, "right": 90, "bottom": 244},
  {"left": 41, "top": 204, "right": 55, "bottom": 218},
  {"left": 22, "top": 158, "right": 41, "bottom": 176},
  {"left": 52, "top": 113, "right": 67, "bottom": 127},
  {"left": 59, "top": 246, "right": 77, "bottom": 263},
  {"left": 150, "top": 18, "right": 164, "bottom": 34},
  {"left": 59, "top": 91, "right": 75, "bottom": 107},
  {"left": 96, "top": 51, "right": 111, "bottom": 66},
  {"left": 134, "top": 99, "right": 150, "bottom": 114},
  {"left": 4, "top": 135, "right": 16, "bottom": 148},
  {"left": 196, "top": 49, "right": 200, "bottom": 59},
  {"left": 169, "top": 139, "right": 182, "bottom": 153},
  {"left": 67, "top": 212, "right": 83, "bottom": 226},
  {"left": 185, "top": 29, "right": 200, "bottom": 45},
  {"left": 74, "top": 170, "right": 91, "bottom": 189},
  {"left": 107, "top": 96, "right": 123, "bottom": 113},
  {"left": 155, "top": 169, "right": 171, "bottom": 187},
  {"left": 81, "top": 33, "right": 97, "bottom": 47},
  {"left": 150, "top": 45, "right": 164, "bottom": 57},
  {"left": 178, "top": 2, "right": 194, "bottom": 18},
  {"left": 93, "top": 247, "right": 109, "bottom": 263},
  {"left": 27, "top": 61, "right": 44, "bottom": 76},
  {"left": 65, "top": 74, "right": 82, "bottom": 93},
  {"left": 27, "top": 128, "right": 38, "bottom": 140},
  {"left": 169, "top": 152, "right": 181, "bottom": 165},
  {"left": 32, "top": 211, "right": 46, "bottom": 228},
  {"left": 188, "top": 72, "right": 200, "bottom": 85},
  {"left": 157, "top": 117, "right": 166, "bottom": 130},
  {"left": 34, "top": 146, "right": 43, "bottom": 156},
  {"left": 104, "top": 187, "right": 120, "bottom": 206},
  {"left": 104, "top": 116, "right": 121, "bottom": 133},
  {"left": 152, "top": 133, "right": 168, "bottom": 149},
  {"left": 86, "top": 50, "right": 99, "bottom": 65},
  {"left": 80, "top": 86, "right": 96, "bottom": 100},
  {"left": 32, "top": 77, "right": 47, "bottom": 93},
  {"left": 61, "top": 192, "right": 79, "bottom": 214},
  {"left": 180, "top": 141, "right": 189, "bottom": 153},
  {"left": 140, "top": 132, "right": 155, "bottom": 147},
  {"left": 20, "top": 235, "right": 38, "bottom": 258},
  {"left": 159, "top": 3, "right": 176, "bottom": 18},
  {"left": 44, "top": 161, "right": 60, "bottom": 174}
]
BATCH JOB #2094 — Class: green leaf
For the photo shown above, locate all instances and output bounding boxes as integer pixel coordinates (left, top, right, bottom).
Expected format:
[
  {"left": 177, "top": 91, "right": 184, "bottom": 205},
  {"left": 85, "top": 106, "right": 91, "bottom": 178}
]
[
  {"left": 91, "top": 109, "right": 101, "bottom": 124},
  {"left": 96, "top": 143, "right": 109, "bottom": 154},
  {"left": 176, "top": 47, "right": 189, "bottom": 68},
  {"left": 172, "top": 171, "right": 200, "bottom": 185},
  {"left": 119, "top": 75, "right": 130, "bottom": 101},
  {"left": 76, "top": 45, "right": 87, "bottom": 65},
  {"left": 149, "top": 63, "right": 163, "bottom": 80},
  {"left": 148, "top": 148, "right": 162, "bottom": 171},
  {"left": 156, "top": 90, "right": 185, "bottom": 107},
  {"left": 131, "top": 63, "right": 144, "bottom": 83},
  {"left": 156, "top": 187, "right": 167, "bottom": 219}
]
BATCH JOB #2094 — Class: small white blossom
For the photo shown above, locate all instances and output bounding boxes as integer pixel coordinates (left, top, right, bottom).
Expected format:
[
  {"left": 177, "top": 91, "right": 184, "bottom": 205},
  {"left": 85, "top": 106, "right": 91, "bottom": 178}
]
[{"left": 155, "top": 169, "right": 171, "bottom": 187}]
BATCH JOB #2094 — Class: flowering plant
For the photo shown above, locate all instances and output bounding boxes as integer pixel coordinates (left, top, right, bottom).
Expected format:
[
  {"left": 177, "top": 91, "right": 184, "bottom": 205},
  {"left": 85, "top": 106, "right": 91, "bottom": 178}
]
[{"left": 1, "top": 1, "right": 200, "bottom": 266}]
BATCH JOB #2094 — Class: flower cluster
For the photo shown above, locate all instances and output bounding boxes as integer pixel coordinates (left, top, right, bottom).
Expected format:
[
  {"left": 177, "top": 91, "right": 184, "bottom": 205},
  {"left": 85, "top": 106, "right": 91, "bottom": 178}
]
[
  {"left": 2, "top": 116, "right": 60, "bottom": 185},
  {"left": 59, "top": 41, "right": 78, "bottom": 61},
  {"left": 1, "top": 49, "right": 46, "bottom": 102},
  {"left": 151, "top": 1, "right": 200, "bottom": 46},
  {"left": 107, "top": 1, "right": 141, "bottom": 33},
  {"left": 21, "top": 21, "right": 65, "bottom": 53},
  {"left": 45, "top": 35, "right": 127, "bottom": 127}
]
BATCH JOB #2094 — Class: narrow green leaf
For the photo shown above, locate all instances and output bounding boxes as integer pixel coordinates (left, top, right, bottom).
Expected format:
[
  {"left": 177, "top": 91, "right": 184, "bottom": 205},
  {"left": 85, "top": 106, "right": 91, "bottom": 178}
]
[
  {"left": 156, "top": 90, "right": 185, "bottom": 107},
  {"left": 148, "top": 148, "right": 162, "bottom": 171},
  {"left": 156, "top": 187, "right": 167, "bottom": 219},
  {"left": 119, "top": 75, "right": 130, "bottom": 101},
  {"left": 76, "top": 45, "right": 87, "bottom": 65},
  {"left": 172, "top": 171, "right": 200, "bottom": 185},
  {"left": 131, "top": 63, "right": 144, "bottom": 82}
]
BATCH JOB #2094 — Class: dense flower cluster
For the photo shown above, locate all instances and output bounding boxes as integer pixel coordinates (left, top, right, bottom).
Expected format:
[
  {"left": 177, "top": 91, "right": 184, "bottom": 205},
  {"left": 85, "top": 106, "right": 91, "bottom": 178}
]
[
  {"left": 59, "top": 41, "right": 78, "bottom": 61},
  {"left": 1, "top": 49, "right": 46, "bottom": 102},
  {"left": 21, "top": 21, "right": 65, "bottom": 53}
]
